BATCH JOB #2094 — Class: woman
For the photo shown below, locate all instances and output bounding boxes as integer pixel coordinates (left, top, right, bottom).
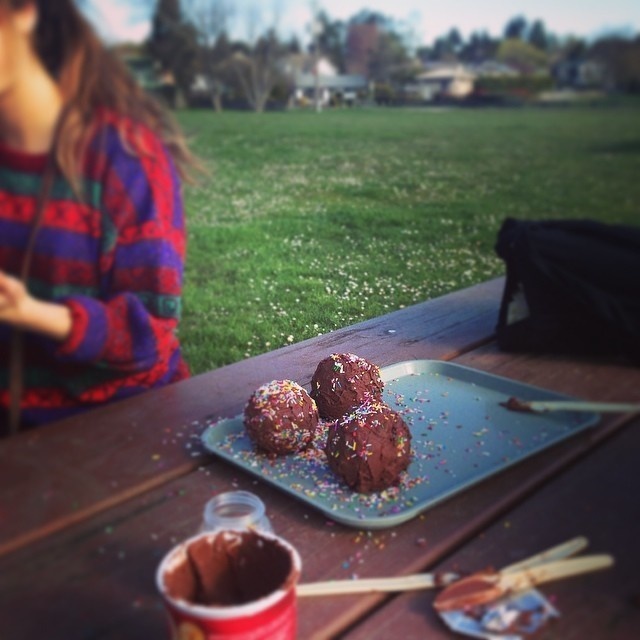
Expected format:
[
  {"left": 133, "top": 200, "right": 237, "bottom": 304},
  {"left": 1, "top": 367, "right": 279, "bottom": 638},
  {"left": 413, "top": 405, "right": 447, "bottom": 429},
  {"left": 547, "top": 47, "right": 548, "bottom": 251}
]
[{"left": 0, "top": 0, "right": 199, "bottom": 435}]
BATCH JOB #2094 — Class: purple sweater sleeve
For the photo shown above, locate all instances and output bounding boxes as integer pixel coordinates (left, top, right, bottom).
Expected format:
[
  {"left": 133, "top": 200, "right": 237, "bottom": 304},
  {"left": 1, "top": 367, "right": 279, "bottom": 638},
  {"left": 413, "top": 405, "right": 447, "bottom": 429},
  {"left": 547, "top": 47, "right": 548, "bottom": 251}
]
[{"left": 53, "top": 123, "right": 187, "bottom": 381}]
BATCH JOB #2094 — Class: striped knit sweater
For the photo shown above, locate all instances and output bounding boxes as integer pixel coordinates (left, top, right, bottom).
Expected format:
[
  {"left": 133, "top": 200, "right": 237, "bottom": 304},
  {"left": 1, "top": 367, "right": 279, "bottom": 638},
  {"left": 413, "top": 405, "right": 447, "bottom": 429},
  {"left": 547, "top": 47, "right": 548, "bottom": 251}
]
[{"left": 0, "top": 110, "right": 189, "bottom": 433}]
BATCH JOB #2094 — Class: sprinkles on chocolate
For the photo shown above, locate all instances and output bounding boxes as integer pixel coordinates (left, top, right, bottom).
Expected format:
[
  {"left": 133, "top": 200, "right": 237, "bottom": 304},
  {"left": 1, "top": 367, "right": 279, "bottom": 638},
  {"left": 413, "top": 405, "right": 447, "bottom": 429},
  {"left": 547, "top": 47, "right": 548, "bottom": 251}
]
[
  {"left": 326, "top": 400, "right": 412, "bottom": 493},
  {"left": 244, "top": 379, "right": 319, "bottom": 455},
  {"left": 311, "top": 353, "right": 384, "bottom": 420}
]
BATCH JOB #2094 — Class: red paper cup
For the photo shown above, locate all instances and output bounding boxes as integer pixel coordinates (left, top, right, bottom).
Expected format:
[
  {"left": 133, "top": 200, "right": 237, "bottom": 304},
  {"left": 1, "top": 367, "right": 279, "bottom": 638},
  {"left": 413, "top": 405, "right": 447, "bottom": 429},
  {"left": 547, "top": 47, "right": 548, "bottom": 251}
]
[{"left": 156, "top": 529, "right": 301, "bottom": 640}]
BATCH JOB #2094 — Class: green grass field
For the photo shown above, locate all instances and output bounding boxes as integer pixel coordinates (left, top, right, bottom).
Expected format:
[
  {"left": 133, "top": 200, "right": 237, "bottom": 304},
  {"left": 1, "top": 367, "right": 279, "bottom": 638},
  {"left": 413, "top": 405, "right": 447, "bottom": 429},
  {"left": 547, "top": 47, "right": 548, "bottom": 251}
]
[{"left": 176, "top": 104, "right": 640, "bottom": 374}]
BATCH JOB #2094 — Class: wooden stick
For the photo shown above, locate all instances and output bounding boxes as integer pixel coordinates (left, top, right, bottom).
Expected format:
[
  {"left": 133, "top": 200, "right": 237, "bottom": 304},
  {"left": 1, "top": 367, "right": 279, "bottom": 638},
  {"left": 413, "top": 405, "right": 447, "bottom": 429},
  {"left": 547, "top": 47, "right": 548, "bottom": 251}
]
[
  {"left": 501, "top": 397, "right": 640, "bottom": 414},
  {"left": 501, "top": 536, "right": 588, "bottom": 574},
  {"left": 298, "top": 544, "right": 610, "bottom": 599},
  {"left": 297, "top": 571, "right": 459, "bottom": 597},
  {"left": 498, "top": 554, "right": 615, "bottom": 592}
]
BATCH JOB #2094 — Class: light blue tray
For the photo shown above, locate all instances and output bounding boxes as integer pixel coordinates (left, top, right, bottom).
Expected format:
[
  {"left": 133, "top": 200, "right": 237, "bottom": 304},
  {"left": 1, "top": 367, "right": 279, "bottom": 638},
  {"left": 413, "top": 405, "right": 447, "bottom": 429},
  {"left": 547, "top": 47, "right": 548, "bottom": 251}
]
[{"left": 201, "top": 360, "right": 599, "bottom": 529}]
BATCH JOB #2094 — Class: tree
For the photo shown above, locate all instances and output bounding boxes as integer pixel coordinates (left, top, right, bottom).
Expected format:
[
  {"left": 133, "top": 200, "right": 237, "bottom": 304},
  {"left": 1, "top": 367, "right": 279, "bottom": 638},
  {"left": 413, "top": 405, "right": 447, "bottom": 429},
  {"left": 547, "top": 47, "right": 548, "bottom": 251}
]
[
  {"left": 205, "top": 33, "right": 238, "bottom": 110},
  {"left": 528, "top": 20, "right": 549, "bottom": 51},
  {"left": 497, "top": 38, "right": 549, "bottom": 74},
  {"left": 147, "top": 0, "right": 199, "bottom": 105},
  {"left": 313, "top": 11, "right": 347, "bottom": 73},
  {"left": 590, "top": 35, "right": 640, "bottom": 92},
  {"left": 368, "top": 29, "right": 412, "bottom": 84},
  {"left": 148, "top": 0, "right": 181, "bottom": 64},
  {"left": 180, "top": 0, "right": 290, "bottom": 112},
  {"left": 229, "top": 28, "right": 290, "bottom": 112},
  {"left": 563, "top": 37, "right": 588, "bottom": 62},
  {"left": 459, "top": 31, "right": 498, "bottom": 62},
  {"left": 504, "top": 15, "right": 528, "bottom": 40},
  {"left": 184, "top": 0, "right": 235, "bottom": 111},
  {"left": 426, "top": 28, "right": 465, "bottom": 62},
  {"left": 445, "top": 28, "right": 464, "bottom": 55},
  {"left": 225, "top": 2, "right": 292, "bottom": 112},
  {"left": 344, "top": 10, "right": 410, "bottom": 80}
]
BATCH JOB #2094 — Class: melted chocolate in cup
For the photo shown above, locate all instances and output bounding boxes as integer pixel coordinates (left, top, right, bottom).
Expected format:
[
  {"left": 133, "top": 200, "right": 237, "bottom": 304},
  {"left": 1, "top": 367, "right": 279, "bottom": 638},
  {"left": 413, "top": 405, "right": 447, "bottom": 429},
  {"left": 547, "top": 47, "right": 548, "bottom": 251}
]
[{"left": 157, "top": 530, "right": 301, "bottom": 639}]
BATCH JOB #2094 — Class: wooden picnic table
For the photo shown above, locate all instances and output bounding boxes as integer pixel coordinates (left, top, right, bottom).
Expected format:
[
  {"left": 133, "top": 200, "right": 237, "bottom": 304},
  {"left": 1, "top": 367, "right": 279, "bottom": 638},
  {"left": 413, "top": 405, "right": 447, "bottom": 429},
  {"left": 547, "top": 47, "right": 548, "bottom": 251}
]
[{"left": 1, "top": 276, "right": 639, "bottom": 639}]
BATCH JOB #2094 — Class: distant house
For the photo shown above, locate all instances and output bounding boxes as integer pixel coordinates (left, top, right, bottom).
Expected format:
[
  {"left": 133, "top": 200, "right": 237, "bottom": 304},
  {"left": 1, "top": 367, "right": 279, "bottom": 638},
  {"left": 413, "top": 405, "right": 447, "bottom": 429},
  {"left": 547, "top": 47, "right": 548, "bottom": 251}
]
[
  {"left": 469, "top": 60, "right": 520, "bottom": 79},
  {"left": 294, "top": 73, "right": 368, "bottom": 106},
  {"left": 283, "top": 54, "right": 368, "bottom": 106},
  {"left": 409, "top": 64, "right": 476, "bottom": 101},
  {"left": 553, "top": 59, "right": 607, "bottom": 89}
]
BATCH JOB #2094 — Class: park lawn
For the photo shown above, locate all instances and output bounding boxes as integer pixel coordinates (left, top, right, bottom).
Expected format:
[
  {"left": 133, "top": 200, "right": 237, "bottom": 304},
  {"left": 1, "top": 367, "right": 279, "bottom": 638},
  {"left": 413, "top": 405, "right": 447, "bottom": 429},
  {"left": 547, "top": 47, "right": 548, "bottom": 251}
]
[{"left": 176, "top": 104, "right": 640, "bottom": 374}]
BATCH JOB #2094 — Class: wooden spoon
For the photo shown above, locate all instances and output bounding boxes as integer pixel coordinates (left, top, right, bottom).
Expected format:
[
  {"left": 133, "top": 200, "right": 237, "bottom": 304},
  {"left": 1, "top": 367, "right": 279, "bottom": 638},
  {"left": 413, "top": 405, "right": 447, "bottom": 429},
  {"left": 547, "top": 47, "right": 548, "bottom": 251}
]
[
  {"left": 297, "top": 571, "right": 459, "bottom": 597},
  {"left": 500, "top": 396, "right": 640, "bottom": 414}
]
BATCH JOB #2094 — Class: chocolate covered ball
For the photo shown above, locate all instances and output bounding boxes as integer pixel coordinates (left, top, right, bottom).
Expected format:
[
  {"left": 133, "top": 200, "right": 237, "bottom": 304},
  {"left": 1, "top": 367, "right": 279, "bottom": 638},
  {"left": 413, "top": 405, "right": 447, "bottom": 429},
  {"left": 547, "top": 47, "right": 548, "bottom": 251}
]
[
  {"left": 310, "top": 353, "right": 384, "bottom": 420},
  {"left": 244, "top": 379, "right": 319, "bottom": 455},
  {"left": 325, "top": 400, "right": 412, "bottom": 493}
]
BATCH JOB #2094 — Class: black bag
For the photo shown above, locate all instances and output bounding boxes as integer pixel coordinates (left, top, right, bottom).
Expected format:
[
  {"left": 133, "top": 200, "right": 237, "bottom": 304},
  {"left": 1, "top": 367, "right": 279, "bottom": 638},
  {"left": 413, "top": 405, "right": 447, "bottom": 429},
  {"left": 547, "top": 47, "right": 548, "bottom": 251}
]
[{"left": 495, "top": 218, "right": 640, "bottom": 362}]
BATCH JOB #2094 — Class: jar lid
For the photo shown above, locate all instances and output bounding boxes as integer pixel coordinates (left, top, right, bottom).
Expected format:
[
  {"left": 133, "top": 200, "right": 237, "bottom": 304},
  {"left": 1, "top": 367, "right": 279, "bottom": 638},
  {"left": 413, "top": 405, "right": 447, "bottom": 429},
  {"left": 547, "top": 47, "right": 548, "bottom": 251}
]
[{"left": 202, "top": 490, "right": 270, "bottom": 532}]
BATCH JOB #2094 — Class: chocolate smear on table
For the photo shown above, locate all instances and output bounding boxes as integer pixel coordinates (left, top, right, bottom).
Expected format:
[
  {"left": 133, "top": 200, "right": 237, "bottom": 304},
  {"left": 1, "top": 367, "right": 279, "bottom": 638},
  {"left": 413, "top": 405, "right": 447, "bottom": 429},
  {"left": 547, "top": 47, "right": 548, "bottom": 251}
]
[
  {"left": 500, "top": 397, "right": 535, "bottom": 413},
  {"left": 434, "top": 570, "right": 502, "bottom": 612}
]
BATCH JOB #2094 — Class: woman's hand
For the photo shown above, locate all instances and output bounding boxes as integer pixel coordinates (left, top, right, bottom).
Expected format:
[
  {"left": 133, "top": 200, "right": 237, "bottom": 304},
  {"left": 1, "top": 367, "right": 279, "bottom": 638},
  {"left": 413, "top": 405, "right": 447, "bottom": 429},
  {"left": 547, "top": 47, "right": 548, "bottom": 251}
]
[
  {"left": 0, "top": 270, "right": 28, "bottom": 324},
  {"left": 0, "top": 271, "right": 72, "bottom": 341}
]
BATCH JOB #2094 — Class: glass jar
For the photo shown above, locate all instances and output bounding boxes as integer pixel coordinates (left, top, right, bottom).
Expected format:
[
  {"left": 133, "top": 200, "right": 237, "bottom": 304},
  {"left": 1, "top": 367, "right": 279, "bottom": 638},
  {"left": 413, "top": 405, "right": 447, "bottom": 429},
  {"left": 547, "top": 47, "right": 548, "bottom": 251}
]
[{"left": 201, "top": 490, "right": 274, "bottom": 534}]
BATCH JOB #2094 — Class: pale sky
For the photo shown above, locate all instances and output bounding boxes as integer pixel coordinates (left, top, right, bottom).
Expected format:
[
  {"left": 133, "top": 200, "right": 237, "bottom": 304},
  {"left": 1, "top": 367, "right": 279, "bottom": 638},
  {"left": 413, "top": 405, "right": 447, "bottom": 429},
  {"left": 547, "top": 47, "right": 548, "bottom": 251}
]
[{"left": 85, "top": 0, "right": 640, "bottom": 47}]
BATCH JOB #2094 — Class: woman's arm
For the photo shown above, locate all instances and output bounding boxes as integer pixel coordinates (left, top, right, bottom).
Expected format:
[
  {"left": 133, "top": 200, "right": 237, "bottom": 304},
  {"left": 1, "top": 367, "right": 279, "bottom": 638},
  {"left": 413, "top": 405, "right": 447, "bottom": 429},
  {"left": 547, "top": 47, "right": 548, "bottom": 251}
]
[
  {"left": 0, "top": 270, "right": 72, "bottom": 341},
  {"left": 52, "top": 121, "right": 187, "bottom": 379}
]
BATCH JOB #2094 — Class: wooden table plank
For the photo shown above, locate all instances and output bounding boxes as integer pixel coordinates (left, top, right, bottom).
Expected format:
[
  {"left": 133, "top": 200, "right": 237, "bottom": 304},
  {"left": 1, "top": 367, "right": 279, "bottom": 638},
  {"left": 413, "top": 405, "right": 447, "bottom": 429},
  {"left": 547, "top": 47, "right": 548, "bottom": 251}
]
[
  {"left": 1, "top": 346, "right": 639, "bottom": 639},
  {"left": 0, "top": 278, "right": 504, "bottom": 557},
  {"left": 343, "top": 415, "right": 640, "bottom": 640},
  {"left": 455, "top": 344, "right": 640, "bottom": 403}
]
